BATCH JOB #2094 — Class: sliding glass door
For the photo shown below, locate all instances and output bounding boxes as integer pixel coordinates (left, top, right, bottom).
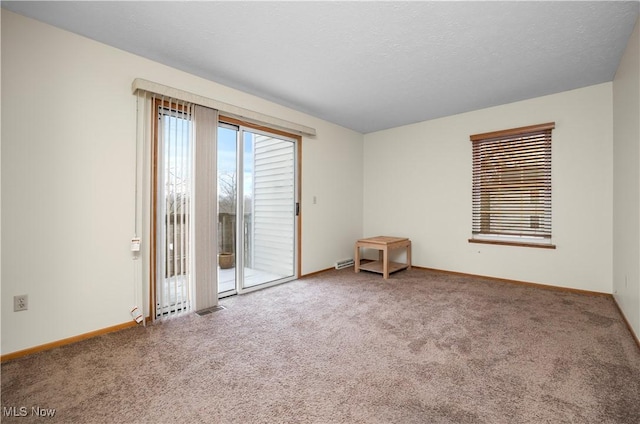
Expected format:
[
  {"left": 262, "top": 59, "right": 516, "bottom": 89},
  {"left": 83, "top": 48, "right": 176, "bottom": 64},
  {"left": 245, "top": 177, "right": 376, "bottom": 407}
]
[{"left": 217, "top": 123, "right": 298, "bottom": 296}]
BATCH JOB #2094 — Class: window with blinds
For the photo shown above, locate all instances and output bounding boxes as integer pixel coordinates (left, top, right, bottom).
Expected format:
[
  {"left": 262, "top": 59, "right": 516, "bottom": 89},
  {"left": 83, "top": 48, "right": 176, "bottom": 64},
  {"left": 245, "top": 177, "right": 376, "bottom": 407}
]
[{"left": 470, "top": 122, "right": 556, "bottom": 248}]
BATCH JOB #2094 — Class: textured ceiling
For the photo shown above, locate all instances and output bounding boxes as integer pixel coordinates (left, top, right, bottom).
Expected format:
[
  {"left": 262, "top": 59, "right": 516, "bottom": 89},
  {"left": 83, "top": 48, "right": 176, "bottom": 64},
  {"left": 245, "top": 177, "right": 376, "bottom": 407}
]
[{"left": 2, "top": 1, "right": 639, "bottom": 134}]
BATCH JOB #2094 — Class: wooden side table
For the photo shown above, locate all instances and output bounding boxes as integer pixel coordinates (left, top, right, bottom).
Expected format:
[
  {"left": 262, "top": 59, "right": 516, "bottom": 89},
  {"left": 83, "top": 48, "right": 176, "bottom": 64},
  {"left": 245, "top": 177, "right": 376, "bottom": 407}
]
[{"left": 354, "top": 236, "right": 411, "bottom": 279}]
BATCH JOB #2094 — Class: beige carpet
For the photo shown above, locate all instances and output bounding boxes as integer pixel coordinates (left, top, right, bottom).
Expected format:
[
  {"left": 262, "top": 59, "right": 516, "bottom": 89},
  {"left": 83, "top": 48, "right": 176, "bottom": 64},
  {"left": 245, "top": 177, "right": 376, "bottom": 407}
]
[{"left": 2, "top": 268, "right": 639, "bottom": 423}]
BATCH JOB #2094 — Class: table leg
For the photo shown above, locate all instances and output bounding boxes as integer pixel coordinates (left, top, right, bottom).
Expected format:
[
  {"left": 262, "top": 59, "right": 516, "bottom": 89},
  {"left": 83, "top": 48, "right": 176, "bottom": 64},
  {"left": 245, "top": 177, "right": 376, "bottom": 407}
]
[
  {"left": 383, "top": 246, "right": 389, "bottom": 279},
  {"left": 407, "top": 242, "right": 412, "bottom": 270},
  {"left": 354, "top": 243, "right": 360, "bottom": 273}
]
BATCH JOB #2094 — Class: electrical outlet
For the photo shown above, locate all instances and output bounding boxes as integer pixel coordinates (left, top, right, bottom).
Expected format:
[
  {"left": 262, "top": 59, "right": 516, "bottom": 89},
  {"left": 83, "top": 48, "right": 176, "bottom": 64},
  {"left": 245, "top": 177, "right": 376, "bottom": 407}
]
[{"left": 14, "top": 295, "right": 28, "bottom": 312}]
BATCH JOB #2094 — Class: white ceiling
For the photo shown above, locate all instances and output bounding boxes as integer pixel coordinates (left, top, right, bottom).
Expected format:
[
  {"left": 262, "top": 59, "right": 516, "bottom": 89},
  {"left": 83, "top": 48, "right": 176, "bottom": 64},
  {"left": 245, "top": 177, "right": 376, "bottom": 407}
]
[{"left": 2, "top": 1, "right": 639, "bottom": 134}]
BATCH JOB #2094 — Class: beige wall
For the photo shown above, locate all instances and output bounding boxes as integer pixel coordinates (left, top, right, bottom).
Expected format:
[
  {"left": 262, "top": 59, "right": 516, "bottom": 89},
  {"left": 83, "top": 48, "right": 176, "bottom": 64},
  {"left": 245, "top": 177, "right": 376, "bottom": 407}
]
[
  {"left": 1, "top": 11, "right": 364, "bottom": 355},
  {"left": 613, "top": 17, "right": 640, "bottom": 339},
  {"left": 364, "top": 83, "right": 614, "bottom": 293}
]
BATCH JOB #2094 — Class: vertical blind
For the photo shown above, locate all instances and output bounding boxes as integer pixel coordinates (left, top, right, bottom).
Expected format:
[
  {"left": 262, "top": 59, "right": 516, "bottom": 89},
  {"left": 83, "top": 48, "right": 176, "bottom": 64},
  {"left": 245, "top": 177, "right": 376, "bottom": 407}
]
[
  {"left": 192, "top": 105, "right": 219, "bottom": 312},
  {"left": 471, "top": 122, "right": 555, "bottom": 241},
  {"left": 150, "top": 96, "right": 219, "bottom": 318},
  {"left": 135, "top": 88, "right": 221, "bottom": 321},
  {"left": 155, "top": 97, "right": 194, "bottom": 317}
]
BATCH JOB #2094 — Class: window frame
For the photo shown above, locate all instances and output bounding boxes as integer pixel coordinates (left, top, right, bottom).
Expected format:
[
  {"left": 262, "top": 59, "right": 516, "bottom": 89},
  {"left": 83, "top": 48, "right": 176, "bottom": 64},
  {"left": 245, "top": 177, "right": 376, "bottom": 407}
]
[{"left": 468, "top": 122, "right": 556, "bottom": 249}]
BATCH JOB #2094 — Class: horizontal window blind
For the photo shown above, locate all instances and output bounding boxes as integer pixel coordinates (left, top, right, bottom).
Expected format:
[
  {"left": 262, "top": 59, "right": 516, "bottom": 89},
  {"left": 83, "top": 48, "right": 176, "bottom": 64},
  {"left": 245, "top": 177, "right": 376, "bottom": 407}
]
[{"left": 471, "top": 122, "right": 555, "bottom": 241}]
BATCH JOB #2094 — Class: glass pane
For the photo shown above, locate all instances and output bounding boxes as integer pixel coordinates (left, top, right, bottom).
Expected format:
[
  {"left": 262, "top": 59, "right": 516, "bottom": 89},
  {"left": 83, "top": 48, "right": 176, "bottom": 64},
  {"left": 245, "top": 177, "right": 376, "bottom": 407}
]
[
  {"left": 242, "top": 131, "right": 295, "bottom": 288},
  {"left": 217, "top": 125, "right": 238, "bottom": 294}
]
